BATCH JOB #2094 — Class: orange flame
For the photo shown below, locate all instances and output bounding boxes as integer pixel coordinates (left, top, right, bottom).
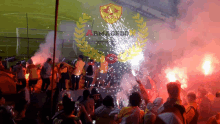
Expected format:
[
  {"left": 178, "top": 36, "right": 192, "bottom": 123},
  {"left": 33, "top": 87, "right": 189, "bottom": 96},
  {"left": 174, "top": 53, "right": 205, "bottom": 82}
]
[
  {"left": 165, "top": 67, "right": 188, "bottom": 89},
  {"left": 25, "top": 74, "right": 29, "bottom": 80}
]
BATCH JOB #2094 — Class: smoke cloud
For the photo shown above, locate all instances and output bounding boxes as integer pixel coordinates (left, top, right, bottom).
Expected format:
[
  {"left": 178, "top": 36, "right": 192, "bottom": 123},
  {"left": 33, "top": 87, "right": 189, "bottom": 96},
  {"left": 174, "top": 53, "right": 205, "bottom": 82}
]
[
  {"left": 31, "top": 21, "right": 77, "bottom": 65},
  {"left": 31, "top": 31, "right": 62, "bottom": 65},
  {"left": 142, "top": 0, "right": 220, "bottom": 91},
  {"left": 115, "top": 0, "right": 220, "bottom": 105}
]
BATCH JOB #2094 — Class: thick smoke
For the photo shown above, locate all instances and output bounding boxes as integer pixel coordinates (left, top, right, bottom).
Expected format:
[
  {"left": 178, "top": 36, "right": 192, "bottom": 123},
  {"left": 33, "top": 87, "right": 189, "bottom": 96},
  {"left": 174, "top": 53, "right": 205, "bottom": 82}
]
[
  {"left": 142, "top": 0, "right": 220, "bottom": 90},
  {"left": 31, "top": 31, "right": 62, "bottom": 65},
  {"left": 115, "top": 0, "right": 220, "bottom": 105},
  {"left": 128, "top": 0, "right": 220, "bottom": 106},
  {"left": 31, "top": 21, "right": 77, "bottom": 65}
]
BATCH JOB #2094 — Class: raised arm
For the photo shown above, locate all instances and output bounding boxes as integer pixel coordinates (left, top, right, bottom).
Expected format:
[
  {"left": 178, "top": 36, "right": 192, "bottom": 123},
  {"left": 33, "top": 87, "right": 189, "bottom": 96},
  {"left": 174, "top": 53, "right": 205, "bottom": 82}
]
[{"left": 136, "top": 79, "right": 150, "bottom": 105}]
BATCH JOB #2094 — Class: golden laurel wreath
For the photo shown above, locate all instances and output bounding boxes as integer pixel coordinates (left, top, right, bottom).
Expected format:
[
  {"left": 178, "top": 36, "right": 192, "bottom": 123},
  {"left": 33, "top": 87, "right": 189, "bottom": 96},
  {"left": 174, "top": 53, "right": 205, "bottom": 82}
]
[{"left": 74, "top": 13, "right": 148, "bottom": 62}]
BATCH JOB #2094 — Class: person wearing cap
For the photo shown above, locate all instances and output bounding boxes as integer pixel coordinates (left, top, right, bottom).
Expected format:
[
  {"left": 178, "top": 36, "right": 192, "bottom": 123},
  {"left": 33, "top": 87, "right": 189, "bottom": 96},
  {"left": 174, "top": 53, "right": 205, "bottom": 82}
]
[
  {"left": 156, "top": 81, "right": 187, "bottom": 124},
  {"left": 26, "top": 59, "right": 38, "bottom": 94},
  {"left": 41, "top": 58, "right": 52, "bottom": 92},
  {"left": 71, "top": 55, "right": 85, "bottom": 90}
]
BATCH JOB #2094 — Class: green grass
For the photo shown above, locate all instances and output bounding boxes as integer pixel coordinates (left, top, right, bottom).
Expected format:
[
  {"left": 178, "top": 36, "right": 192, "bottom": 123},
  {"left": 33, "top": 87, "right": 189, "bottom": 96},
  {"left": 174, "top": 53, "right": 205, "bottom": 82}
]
[
  {"left": 0, "top": 0, "right": 141, "bottom": 66},
  {"left": 0, "top": 0, "right": 84, "bottom": 59},
  {"left": 0, "top": 0, "right": 84, "bottom": 33}
]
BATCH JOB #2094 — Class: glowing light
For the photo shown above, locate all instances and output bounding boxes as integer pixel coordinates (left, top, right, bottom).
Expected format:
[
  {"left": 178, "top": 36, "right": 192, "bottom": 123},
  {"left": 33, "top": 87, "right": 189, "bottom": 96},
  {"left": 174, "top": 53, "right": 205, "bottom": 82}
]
[
  {"left": 129, "top": 52, "right": 144, "bottom": 67},
  {"left": 203, "top": 61, "right": 211, "bottom": 75},
  {"left": 165, "top": 67, "right": 188, "bottom": 89},
  {"left": 132, "top": 70, "right": 136, "bottom": 76},
  {"left": 25, "top": 74, "right": 29, "bottom": 80},
  {"left": 167, "top": 71, "right": 177, "bottom": 82}
]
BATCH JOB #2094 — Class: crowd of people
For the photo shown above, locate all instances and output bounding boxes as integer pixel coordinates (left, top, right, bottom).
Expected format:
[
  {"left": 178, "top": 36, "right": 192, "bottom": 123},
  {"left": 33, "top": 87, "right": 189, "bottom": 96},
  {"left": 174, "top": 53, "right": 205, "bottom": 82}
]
[
  {"left": 0, "top": 55, "right": 113, "bottom": 93},
  {"left": 0, "top": 55, "right": 220, "bottom": 124}
]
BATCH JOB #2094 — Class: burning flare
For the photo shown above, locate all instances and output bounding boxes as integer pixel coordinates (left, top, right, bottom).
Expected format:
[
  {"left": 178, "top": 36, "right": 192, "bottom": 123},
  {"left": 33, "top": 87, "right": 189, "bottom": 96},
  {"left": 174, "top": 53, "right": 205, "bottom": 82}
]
[
  {"left": 167, "top": 71, "right": 177, "bottom": 82},
  {"left": 165, "top": 67, "right": 188, "bottom": 89},
  {"left": 25, "top": 73, "right": 29, "bottom": 80},
  {"left": 203, "top": 60, "right": 211, "bottom": 75}
]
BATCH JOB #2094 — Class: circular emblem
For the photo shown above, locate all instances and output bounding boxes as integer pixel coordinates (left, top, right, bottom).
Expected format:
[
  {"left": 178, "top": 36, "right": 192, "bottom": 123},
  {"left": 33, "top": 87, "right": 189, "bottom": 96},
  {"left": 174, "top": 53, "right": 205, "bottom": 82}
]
[
  {"left": 105, "top": 54, "right": 118, "bottom": 64},
  {"left": 74, "top": 13, "right": 148, "bottom": 62}
]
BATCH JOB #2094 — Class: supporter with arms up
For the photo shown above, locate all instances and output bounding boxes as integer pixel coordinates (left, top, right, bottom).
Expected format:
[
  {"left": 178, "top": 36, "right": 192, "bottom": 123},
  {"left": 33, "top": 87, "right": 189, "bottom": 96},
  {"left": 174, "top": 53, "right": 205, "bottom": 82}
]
[{"left": 136, "top": 79, "right": 150, "bottom": 105}]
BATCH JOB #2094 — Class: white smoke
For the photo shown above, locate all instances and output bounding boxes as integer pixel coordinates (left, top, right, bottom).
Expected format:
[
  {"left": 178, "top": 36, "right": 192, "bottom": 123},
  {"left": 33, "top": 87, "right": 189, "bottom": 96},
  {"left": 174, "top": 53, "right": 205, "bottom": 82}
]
[
  {"left": 31, "top": 31, "right": 62, "bottom": 65},
  {"left": 31, "top": 21, "right": 77, "bottom": 65}
]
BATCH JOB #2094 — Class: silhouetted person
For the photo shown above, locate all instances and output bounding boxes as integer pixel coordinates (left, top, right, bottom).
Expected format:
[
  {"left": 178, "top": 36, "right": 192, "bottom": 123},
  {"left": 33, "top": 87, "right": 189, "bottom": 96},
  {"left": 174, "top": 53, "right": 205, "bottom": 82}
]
[
  {"left": 156, "top": 81, "right": 187, "bottom": 124},
  {"left": 71, "top": 55, "right": 85, "bottom": 90},
  {"left": 185, "top": 92, "right": 199, "bottom": 124},
  {"left": 41, "top": 58, "right": 52, "bottom": 92}
]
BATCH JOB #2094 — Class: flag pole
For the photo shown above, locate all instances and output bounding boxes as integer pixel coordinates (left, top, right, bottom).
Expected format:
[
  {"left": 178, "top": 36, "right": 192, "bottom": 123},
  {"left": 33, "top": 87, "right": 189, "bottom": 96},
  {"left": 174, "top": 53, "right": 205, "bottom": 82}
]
[{"left": 51, "top": 0, "right": 59, "bottom": 116}]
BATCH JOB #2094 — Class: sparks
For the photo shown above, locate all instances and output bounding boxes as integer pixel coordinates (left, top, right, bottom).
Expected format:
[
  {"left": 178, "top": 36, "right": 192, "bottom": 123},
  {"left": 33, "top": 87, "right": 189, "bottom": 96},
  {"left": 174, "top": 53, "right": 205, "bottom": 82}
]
[
  {"left": 129, "top": 52, "right": 144, "bottom": 68},
  {"left": 102, "top": 18, "right": 137, "bottom": 54},
  {"left": 132, "top": 70, "right": 136, "bottom": 76},
  {"left": 100, "top": 17, "right": 147, "bottom": 108}
]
